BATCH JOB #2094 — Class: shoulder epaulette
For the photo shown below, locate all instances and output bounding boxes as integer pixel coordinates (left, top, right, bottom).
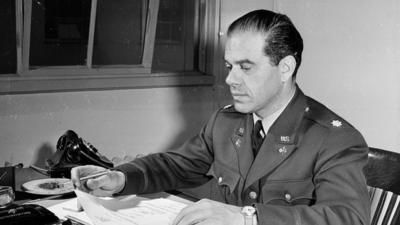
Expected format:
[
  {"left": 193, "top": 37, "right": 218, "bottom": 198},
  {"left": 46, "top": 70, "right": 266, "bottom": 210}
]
[
  {"left": 223, "top": 104, "right": 233, "bottom": 109},
  {"left": 304, "top": 99, "right": 351, "bottom": 129},
  {"left": 219, "top": 104, "right": 237, "bottom": 113}
]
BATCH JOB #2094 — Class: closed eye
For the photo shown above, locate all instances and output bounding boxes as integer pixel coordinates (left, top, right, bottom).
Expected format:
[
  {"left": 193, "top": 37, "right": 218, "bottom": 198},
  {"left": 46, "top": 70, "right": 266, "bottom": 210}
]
[{"left": 240, "top": 63, "right": 252, "bottom": 71}]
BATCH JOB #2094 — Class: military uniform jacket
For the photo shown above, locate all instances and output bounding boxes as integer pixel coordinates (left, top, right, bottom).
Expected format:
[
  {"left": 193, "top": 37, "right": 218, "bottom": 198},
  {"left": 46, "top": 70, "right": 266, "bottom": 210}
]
[{"left": 116, "top": 87, "right": 370, "bottom": 225}]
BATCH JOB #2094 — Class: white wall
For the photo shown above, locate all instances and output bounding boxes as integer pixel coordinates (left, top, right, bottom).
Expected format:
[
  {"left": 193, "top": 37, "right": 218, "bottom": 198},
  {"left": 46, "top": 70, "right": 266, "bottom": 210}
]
[
  {"left": 276, "top": 0, "right": 400, "bottom": 152},
  {"left": 0, "top": 87, "right": 215, "bottom": 166}
]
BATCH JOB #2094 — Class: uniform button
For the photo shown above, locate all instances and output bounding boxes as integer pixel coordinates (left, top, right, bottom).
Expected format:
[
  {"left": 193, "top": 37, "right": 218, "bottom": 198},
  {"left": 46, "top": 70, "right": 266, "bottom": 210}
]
[
  {"left": 249, "top": 191, "right": 257, "bottom": 199},
  {"left": 218, "top": 177, "right": 223, "bottom": 184},
  {"left": 285, "top": 193, "right": 292, "bottom": 201}
]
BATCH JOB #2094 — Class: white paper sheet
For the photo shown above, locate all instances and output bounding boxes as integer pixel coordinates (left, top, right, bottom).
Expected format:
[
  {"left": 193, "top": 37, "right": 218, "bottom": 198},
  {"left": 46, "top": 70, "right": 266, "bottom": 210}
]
[
  {"left": 48, "top": 197, "right": 93, "bottom": 225},
  {"left": 49, "top": 190, "right": 189, "bottom": 225},
  {"left": 116, "top": 198, "right": 188, "bottom": 225}
]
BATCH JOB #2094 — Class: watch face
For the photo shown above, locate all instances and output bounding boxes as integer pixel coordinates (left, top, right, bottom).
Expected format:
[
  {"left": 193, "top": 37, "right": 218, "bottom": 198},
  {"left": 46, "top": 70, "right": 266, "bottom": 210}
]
[{"left": 242, "top": 206, "right": 256, "bottom": 216}]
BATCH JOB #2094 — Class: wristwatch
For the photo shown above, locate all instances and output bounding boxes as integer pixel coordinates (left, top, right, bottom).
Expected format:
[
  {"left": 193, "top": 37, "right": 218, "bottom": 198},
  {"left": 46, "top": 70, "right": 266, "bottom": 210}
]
[{"left": 241, "top": 206, "right": 258, "bottom": 225}]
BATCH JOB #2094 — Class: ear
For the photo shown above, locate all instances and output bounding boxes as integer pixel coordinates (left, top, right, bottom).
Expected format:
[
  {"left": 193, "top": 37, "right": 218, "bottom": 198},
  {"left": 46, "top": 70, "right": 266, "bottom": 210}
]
[{"left": 278, "top": 55, "right": 296, "bottom": 82}]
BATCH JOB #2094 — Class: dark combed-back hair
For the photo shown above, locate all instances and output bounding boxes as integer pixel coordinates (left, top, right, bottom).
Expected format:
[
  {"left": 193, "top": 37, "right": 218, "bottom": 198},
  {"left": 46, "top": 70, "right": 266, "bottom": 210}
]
[{"left": 227, "top": 9, "right": 304, "bottom": 77}]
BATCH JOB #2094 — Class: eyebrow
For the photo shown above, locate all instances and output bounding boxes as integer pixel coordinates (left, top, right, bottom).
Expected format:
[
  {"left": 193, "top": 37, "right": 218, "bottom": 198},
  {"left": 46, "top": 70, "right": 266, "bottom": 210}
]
[{"left": 224, "top": 58, "right": 255, "bottom": 65}]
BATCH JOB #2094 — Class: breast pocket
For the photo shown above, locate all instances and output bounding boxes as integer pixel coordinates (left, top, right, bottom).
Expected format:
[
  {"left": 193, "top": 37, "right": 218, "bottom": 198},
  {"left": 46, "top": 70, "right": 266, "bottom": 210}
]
[
  {"left": 207, "top": 163, "right": 240, "bottom": 194},
  {"left": 262, "top": 179, "right": 315, "bottom": 206}
]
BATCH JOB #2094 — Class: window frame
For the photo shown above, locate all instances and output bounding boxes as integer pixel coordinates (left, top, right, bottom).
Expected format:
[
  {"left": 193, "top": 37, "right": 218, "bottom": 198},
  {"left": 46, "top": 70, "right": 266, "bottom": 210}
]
[{"left": 0, "top": 0, "right": 218, "bottom": 94}]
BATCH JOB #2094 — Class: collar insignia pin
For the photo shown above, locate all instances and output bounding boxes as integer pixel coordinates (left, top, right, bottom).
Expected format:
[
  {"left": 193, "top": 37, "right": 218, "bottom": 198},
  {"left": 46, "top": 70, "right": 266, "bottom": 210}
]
[
  {"left": 331, "top": 120, "right": 342, "bottom": 127},
  {"left": 278, "top": 146, "right": 287, "bottom": 154},
  {"left": 280, "top": 136, "right": 290, "bottom": 142},
  {"left": 235, "top": 139, "right": 241, "bottom": 148}
]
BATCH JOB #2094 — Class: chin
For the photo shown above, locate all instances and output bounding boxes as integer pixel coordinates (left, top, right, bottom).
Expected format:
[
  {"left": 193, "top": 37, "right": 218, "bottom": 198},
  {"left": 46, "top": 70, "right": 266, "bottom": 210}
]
[{"left": 233, "top": 102, "right": 252, "bottom": 114}]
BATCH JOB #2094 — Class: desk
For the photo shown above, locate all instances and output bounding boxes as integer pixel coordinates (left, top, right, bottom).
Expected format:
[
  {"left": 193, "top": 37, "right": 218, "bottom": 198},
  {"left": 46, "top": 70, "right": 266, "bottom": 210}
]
[
  {"left": 41, "top": 192, "right": 193, "bottom": 225},
  {"left": 2, "top": 167, "right": 197, "bottom": 225},
  {"left": 36, "top": 191, "right": 193, "bottom": 208},
  {"left": 13, "top": 167, "right": 197, "bottom": 205}
]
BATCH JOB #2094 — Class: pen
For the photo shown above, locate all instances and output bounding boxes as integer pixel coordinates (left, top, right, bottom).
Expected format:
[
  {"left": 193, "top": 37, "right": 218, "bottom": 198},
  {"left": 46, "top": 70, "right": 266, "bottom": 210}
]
[
  {"left": 79, "top": 169, "right": 113, "bottom": 182},
  {"left": 67, "top": 169, "right": 115, "bottom": 189}
]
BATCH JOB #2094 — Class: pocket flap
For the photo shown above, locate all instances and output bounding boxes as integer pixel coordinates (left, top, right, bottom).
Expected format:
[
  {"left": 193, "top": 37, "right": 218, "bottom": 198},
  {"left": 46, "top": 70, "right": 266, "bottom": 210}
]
[
  {"left": 262, "top": 179, "right": 315, "bottom": 204},
  {"left": 207, "top": 163, "right": 240, "bottom": 193}
]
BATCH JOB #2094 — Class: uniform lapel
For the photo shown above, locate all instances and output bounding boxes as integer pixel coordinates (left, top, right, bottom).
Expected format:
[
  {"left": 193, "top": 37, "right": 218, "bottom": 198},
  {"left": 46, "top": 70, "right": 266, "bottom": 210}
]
[
  {"left": 244, "top": 134, "right": 297, "bottom": 190},
  {"left": 244, "top": 87, "right": 308, "bottom": 190},
  {"left": 230, "top": 114, "right": 254, "bottom": 178}
]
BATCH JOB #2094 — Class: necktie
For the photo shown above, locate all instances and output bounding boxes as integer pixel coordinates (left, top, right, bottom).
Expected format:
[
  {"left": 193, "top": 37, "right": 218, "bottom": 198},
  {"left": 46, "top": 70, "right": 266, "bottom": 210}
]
[{"left": 252, "top": 120, "right": 265, "bottom": 156}]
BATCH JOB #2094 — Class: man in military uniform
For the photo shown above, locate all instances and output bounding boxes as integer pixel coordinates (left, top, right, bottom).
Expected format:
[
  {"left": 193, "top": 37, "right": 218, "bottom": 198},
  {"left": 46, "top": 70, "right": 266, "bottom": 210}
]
[{"left": 71, "top": 9, "right": 370, "bottom": 225}]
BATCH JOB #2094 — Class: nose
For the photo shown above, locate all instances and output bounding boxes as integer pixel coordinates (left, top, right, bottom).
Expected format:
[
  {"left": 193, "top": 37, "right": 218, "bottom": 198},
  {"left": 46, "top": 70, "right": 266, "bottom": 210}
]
[{"left": 225, "top": 68, "right": 241, "bottom": 87}]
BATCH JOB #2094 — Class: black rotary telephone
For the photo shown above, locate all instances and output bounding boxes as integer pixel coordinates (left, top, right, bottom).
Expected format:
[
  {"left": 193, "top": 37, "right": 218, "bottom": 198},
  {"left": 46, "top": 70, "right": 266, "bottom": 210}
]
[{"left": 45, "top": 130, "right": 113, "bottom": 178}]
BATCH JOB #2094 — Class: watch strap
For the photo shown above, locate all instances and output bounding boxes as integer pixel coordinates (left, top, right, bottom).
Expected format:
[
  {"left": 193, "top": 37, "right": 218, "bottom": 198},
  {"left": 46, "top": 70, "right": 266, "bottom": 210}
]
[{"left": 241, "top": 206, "right": 257, "bottom": 225}]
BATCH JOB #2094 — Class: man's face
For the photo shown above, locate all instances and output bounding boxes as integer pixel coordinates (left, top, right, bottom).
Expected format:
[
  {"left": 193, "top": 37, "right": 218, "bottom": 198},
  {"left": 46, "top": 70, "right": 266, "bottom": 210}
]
[{"left": 224, "top": 31, "right": 284, "bottom": 117}]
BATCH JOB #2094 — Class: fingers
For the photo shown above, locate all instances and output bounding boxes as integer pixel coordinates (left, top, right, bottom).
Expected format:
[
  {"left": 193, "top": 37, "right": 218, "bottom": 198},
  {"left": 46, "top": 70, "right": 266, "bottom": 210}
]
[
  {"left": 173, "top": 208, "right": 208, "bottom": 225},
  {"left": 70, "top": 165, "right": 106, "bottom": 192},
  {"left": 172, "top": 199, "right": 243, "bottom": 225},
  {"left": 90, "top": 188, "right": 115, "bottom": 197},
  {"left": 81, "top": 174, "right": 119, "bottom": 197},
  {"left": 85, "top": 173, "right": 114, "bottom": 191},
  {"left": 173, "top": 199, "right": 213, "bottom": 225},
  {"left": 70, "top": 166, "right": 84, "bottom": 190},
  {"left": 71, "top": 166, "right": 126, "bottom": 197}
]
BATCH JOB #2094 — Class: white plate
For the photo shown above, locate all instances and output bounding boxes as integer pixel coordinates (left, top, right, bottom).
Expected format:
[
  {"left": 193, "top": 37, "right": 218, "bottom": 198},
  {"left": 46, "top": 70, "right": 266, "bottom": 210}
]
[{"left": 22, "top": 178, "right": 74, "bottom": 195}]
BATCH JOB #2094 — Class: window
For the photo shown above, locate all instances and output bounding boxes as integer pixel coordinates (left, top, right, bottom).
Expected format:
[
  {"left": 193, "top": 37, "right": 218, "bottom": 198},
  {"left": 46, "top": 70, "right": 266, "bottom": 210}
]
[
  {"left": 0, "top": 0, "right": 17, "bottom": 74},
  {"left": 0, "top": 0, "right": 218, "bottom": 93}
]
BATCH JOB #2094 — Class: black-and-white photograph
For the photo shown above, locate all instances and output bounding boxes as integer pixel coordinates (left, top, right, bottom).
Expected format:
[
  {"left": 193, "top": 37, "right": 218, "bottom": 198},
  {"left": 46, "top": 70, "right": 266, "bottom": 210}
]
[{"left": 0, "top": 0, "right": 399, "bottom": 224}]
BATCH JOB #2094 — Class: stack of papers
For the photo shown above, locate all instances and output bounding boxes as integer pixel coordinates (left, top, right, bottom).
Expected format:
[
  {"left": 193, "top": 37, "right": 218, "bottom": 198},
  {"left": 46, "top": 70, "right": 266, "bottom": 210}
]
[
  {"left": 48, "top": 190, "right": 188, "bottom": 225},
  {"left": 48, "top": 197, "right": 91, "bottom": 225}
]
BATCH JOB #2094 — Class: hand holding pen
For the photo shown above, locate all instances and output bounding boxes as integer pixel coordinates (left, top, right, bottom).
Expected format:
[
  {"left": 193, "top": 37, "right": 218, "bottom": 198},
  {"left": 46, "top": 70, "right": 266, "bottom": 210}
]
[{"left": 70, "top": 165, "right": 126, "bottom": 197}]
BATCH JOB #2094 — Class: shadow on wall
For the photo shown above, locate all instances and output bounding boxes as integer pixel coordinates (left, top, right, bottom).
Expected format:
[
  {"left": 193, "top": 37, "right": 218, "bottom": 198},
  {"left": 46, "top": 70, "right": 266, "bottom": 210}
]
[
  {"left": 164, "top": 86, "right": 216, "bottom": 151},
  {"left": 31, "top": 143, "right": 55, "bottom": 168},
  {"left": 3, "top": 143, "right": 55, "bottom": 168}
]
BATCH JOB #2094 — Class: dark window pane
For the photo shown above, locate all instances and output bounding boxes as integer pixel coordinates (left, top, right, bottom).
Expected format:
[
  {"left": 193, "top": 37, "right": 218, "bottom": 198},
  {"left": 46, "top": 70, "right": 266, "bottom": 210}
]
[
  {"left": 92, "top": 0, "right": 145, "bottom": 66},
  {"left": 30, "top": 0, "right": 91, "bottom": 67},
  {"left": 0, "top": 0, "right": 17, "bottom": 74},
  {"left": 152, "top": 0, "right": 197, "bottom": 72}
]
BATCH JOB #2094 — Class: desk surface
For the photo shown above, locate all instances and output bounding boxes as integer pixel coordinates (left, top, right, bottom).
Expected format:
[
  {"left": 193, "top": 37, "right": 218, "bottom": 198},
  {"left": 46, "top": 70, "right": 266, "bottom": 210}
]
[
  {"left": 5, "top": 167, "right": 196, "bottom": 225},
  {"left": 14, "top": 167, "right": 197, "bottom": 205},
  {"left": 36, "top": 191, "right": 193, "bottom": 208}
]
